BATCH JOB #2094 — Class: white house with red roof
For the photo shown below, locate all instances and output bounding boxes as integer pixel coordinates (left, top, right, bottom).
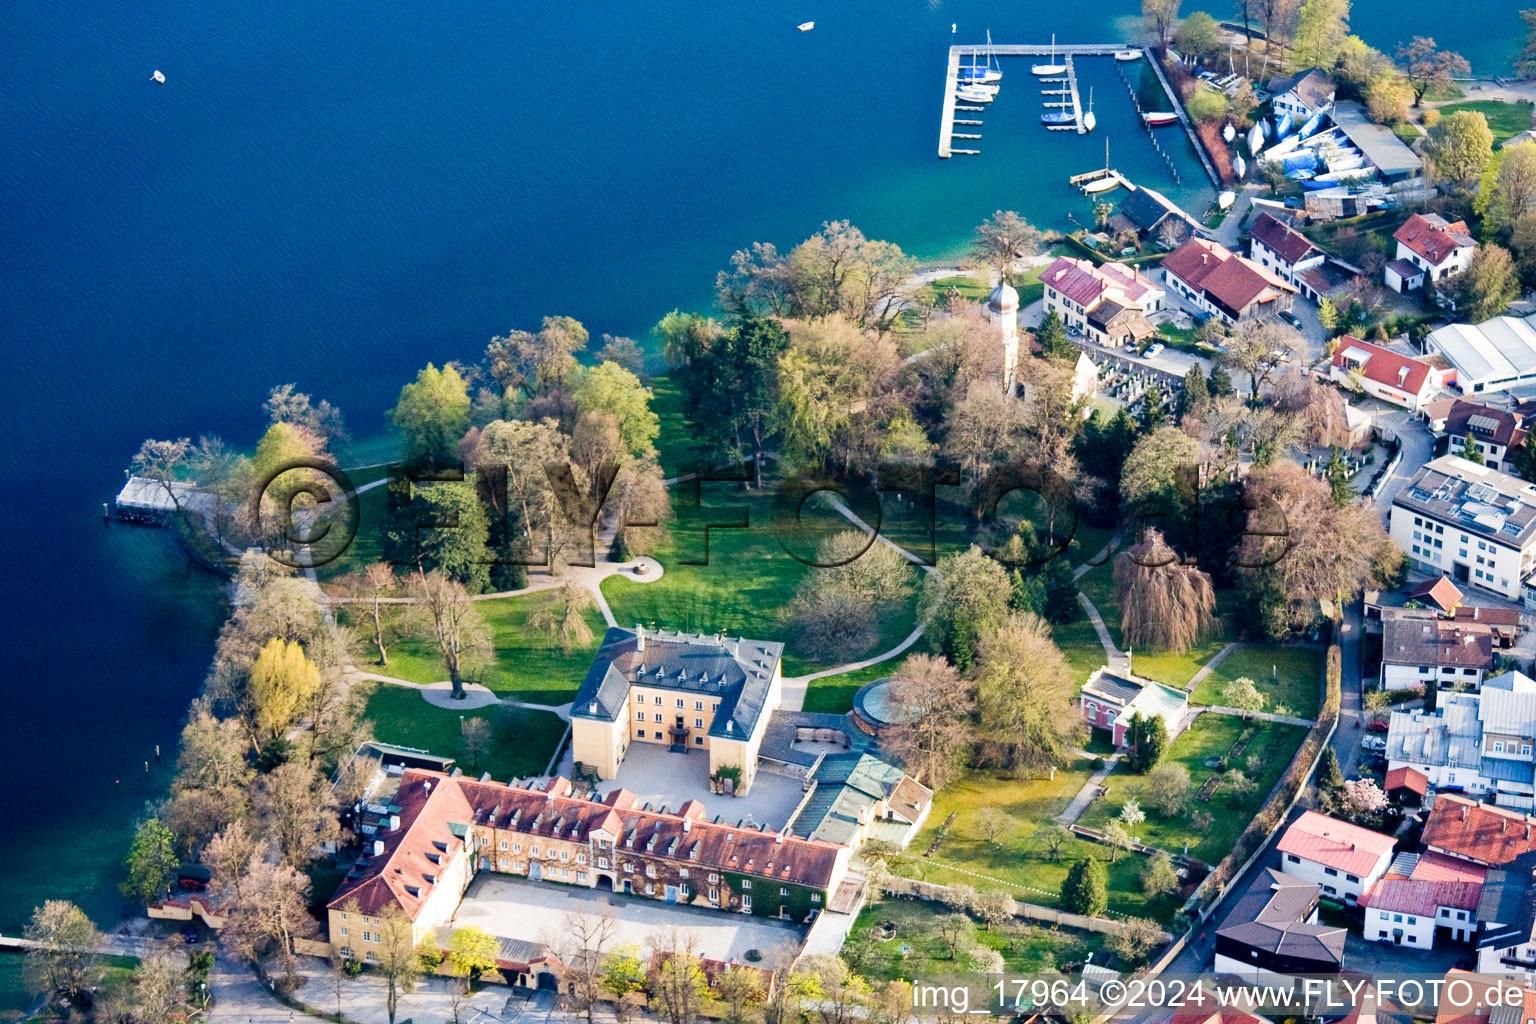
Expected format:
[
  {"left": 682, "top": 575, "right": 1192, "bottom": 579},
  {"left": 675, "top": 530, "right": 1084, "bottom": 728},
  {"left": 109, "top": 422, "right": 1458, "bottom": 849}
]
[
  {"left": 1328, "top": 336, "right": 1448, "bottom": 412},
  {"left": 1388, "top": 213, "right": 1478, "bottom": 294},
  {"left": 1247, "top": 212, "right": 1327, "bottom": 294},
  {"left": 1277, "top": 810, "right": 1398, "bottom": 904},
  {"left": 1161, "top": 237, "right": 1298, "bottom": 325},
  {"left": 1359, "top": 849, "right": 1485, "bottom": 947},
  {"left": 1039, "top": 256, "right": 1164, "bottom": 349}
]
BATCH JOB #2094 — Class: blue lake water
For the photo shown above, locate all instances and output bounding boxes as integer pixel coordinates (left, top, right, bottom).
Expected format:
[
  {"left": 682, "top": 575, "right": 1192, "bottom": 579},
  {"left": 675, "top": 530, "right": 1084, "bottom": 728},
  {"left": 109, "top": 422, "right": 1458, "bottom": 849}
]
[{"left": 0, "top": 0, "right": 1510, "bottom": 1004}]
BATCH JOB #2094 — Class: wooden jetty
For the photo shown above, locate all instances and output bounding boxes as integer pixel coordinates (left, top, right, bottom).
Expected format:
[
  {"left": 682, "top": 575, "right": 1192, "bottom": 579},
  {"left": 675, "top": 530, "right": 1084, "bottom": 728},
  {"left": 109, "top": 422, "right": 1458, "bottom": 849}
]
[
  {"left": 938, "top": 46, "right": 961, "bottom": 158},
  {"left": 1065, "top": 55, "right": 1085, "bottom": 134},
  {"left": 1069, "top": 167, "right": 1133, "bottom": 193},
  {"left": 953, "top": 133, "right": 981, "bottom": 140},
  {"left": 1143, "top": 50, "right": 1220, "bottom": 186}
]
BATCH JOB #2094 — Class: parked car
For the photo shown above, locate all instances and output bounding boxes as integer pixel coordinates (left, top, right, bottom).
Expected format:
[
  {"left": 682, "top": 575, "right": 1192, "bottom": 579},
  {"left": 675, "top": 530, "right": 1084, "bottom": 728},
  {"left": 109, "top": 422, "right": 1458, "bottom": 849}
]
[
  {"left": 1366, "top": 719, "right": 1390, "bottom": 733},
  {"left": 1145, "top": 343, "right": 1164, "bottom": 358},
  {"left": 1361, "top": 735, "right": 1387, "bottom": 751}
]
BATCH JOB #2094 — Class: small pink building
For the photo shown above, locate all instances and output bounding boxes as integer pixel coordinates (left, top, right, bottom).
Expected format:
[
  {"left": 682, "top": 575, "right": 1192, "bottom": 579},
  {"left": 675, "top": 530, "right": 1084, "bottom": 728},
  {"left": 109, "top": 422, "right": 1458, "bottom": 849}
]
[{"left": 1080, "top": 668, "right": 1192, "bottom": 748}]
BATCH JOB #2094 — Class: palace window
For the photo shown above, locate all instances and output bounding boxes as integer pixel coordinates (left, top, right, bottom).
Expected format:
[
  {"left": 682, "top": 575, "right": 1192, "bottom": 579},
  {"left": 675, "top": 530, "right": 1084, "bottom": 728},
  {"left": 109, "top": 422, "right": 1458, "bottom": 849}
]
[
  {"left": 598, "top": 857, "right": 609, "bottom": 869},
  {"left": 708, "top": 873, "right": 719, "bottom": 883},
  {"left": 646, "top": 865, "right": 657, "bottom": 877},
  {"left": 498, "top": 857, "right": 510, "bottom": 869},
  {"left": 695, "top": 701, "right": 704, "bottom": 711},
  {"left": 742, "top": 880, "right": 751, "bottom": 889},
  {"left": 654, "top": 696, "right": 662, "bottom": 705},
  {"left": 576, "top": 853, "right": 587, "bottom": 864},
  {"left": 812, "top": 893, "right": 822, "bottom": 903},
  {"left": 679, "top": 868, "right": 689, "bottom": 878},
  {"left": 499, "top": 840, "right": 509, "bottom": 850},
  {"left": 695, "top": 718, "right": 703, "bottom": 729}
]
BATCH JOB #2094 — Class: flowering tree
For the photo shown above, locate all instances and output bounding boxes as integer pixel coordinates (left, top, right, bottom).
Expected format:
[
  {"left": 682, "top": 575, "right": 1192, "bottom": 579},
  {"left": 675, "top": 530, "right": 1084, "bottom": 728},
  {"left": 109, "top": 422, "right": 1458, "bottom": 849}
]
[{"left": 1339, "top": 778, "right": 1389, "bottom": 824}]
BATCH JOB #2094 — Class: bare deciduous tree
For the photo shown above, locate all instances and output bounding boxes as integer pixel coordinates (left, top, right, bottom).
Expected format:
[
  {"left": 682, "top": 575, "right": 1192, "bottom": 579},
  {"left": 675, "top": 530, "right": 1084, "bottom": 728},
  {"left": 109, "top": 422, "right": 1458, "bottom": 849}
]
[{"left": 409, "top": 569, "right": 491, "bottom": 699}]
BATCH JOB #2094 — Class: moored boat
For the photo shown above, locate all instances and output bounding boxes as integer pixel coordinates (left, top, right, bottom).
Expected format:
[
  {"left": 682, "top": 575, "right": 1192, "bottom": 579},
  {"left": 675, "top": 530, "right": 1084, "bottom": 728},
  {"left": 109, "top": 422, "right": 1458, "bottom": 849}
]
[
  {"left": 1114, "top": 49, "right": 1142, "bottom": 61},
  {"left": 1223, "top": 123, "right": 1236, "bottom": 143},
  {"left": 1297, "top": 111, "right": 1324, "bottom": 139},
  {"left": 1274, "top": 111, "right": 1293, "bottom": 140},
  {"left": 957, "top": 86, "right": 995, "bottom": 104},
  {"left": 1083, "top": 176, "right": 1119, "bottom": 193},
  {"left": 1032, "top": 34, "right": 1066, "bottom": 75},
  {"left": 1041, "top": 111, "right": 1075, "bottom": 125},
  {"left": 1143, "top": 111, "right": 1177, "bottom": 126},
  {"left": 797, "top": 21, "right": 814, "bottom": 31},
  {"left": 1233, "top": 154, "right": 1247, "bottom": 178},
  {"left": 1082, "top": 88, "right": 1097, "bottom": 133}
]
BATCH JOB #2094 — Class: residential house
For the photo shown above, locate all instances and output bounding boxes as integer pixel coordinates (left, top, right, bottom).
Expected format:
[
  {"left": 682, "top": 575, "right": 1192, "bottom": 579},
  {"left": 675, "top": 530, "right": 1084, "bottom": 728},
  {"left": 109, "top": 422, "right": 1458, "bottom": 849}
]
[
  {"left": 1361, "top": 878, "right": 1482, "bottom": 947},
  {"left": 569, "top": 627, "right": 784, "bottom": 793},
  {"left": 1442, "top": 400, "right": 1530, "bottom": 473},
  {"left": 1386, "top": 678, "right": 1536, "bottom": 808},
  {"left": 1247, "top": 212, "right": 1327, "bottom": 294},
  {"left": 1070, "top": 351, "right": 1099, "bottom": 406},
  {"left": 1427, "top": 314, "right": 1536, "bottom": 395},
  {"left": 1213, "top": 867, "right": 1346, "bottom": 978},
  {"left": 1379, "top": 615, "right": 1494, "bottom": 691},
  {"left": 1474, "top": 851, "right": 1536, "bottom": 973},
  {"left": 1329, "top": 336, "right": 1448, "bottom": 412},
  {"left": 1039, "top": 256, "right": 1164, "bottom": 348},
  {"left": 1276, "top": 810, "right": 1397, "bottom": 904},
  {"left": 1410, "top": 576, "right": 1467, "bottom": 616},
  {"left": 328, "top": 770, "right": 851, "bottom": 964},
  {"left": 1437, "top": 970, "right": 1536, "bottom": 1024},
  {"left": 1161, "top": 237, "right": 1298, "bottom": 325},
  {"left": 1078, "top": 668, "right": 1192, "bottom": 749},
  {"left": 1267, "top": 68, "right": 1337, "bottom": 123},
  {"left": 1387, "top": 455, "right": 1536, "bottom": 599},
  {"left": 1110, "top": 185, "right": 1203, "bottom": 247},
  {"left": 1388, "top": 214, "right": 1478, "bottom": 294},
  {"left": 1384, "top": 766, "right": 1428, "bottom": 807},
  {"left": 1423, "top": 793, "right": 1536, "bottom": 868}
]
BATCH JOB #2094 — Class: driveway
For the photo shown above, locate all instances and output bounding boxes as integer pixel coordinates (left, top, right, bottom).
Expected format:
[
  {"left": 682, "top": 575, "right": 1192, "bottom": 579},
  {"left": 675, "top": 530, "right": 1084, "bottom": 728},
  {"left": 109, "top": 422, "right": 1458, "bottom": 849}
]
[{"left": 1367, "top": 406, "right": 1435, "bottom": 521}]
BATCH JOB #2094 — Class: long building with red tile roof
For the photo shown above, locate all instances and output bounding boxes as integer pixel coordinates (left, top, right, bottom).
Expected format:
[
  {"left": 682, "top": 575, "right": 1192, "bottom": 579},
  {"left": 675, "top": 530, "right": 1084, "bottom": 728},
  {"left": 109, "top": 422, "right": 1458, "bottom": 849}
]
[
  {"left": 1161, "top": 237, "right": 1297, "bottom": 325},
  {"left": 326, "top": 770, "right": 851, "bottom": 964},
  {"left": 1422, "top": 793, "right": 1536, "bottom": 867},
  {"left": 1039, "top": 256, "right": 1165, "bottom": 349}
]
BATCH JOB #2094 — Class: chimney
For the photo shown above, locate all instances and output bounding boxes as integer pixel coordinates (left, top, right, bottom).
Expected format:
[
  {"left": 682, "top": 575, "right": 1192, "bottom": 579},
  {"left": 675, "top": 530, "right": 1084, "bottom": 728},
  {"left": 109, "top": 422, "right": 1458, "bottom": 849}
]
[
  {"left": 635, "top": 625, "right": 645, "bottom": 652},
  {"left": 775, "top": 831, "right": 785, "bottom": 844},
  {"left": 589, "top": 701, "right": 599, "bottom": 715},
  {"left": 1201, "top": 253, "right": 1209, "bottom": 265},
  {"left": 373, "top": 839, "right": 385, "bottom": 857},
  {"left": 423, "top": 781, "right": 431, "bottom": 794},
  {"left": 683, "top": 818, "right": 692, "bottom": 832},
  {"left": 725, "top": 720, "right": 733, "bottom": 734},
  {"left": 389, "top": 814, "right": 401, "bottom": 832}
]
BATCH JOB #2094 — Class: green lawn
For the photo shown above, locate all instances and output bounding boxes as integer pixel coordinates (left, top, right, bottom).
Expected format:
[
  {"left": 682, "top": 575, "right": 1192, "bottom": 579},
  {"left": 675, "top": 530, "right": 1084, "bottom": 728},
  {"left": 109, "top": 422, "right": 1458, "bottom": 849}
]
[
  {"left": 1076, "top": 714, "right": 1308, "bottom": 865},
  {"left": 342, "top": 588, "right": 608, "bottom": 705},
  {"left": 897, "top": 764, "right": 1184, "bottom": 923},
  {"left": 802, "top": 657, "right": 918, "bottom": 715},
  {"left": 649, "top": 374, "right": 711, "bottom": 480},
  {"left": 1072, "top": 561, "right": 1236, "bottom": 689},
  {"left": 1434, "top": 100, "right": 1535, "bottom": 144},
  {"left": 358, "top": 681, "right": 565, "bottom": 779},
  {"left": 1190, "top": 644, "right": 1323, "bottom": 720},
  {"left": 846, "top": 899, "right": 1103, "bottom": 981},
  {"left": 600, "top": 486, "right": 922, "bottom": 678}
]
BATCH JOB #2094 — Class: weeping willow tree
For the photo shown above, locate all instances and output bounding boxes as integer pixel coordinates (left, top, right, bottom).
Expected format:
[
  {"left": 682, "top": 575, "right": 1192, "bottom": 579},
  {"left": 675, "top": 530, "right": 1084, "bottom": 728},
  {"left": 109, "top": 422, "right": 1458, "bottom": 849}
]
[{"left": 1113, "top": 530, "right": 1218, "bottom": 654}]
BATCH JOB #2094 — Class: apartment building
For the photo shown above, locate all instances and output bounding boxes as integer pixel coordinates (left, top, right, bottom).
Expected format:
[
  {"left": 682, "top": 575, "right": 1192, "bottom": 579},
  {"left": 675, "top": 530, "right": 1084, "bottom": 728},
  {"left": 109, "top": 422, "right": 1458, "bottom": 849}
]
[{"left": 1388, "top": 455, "right": 1536, "bottom": 599}]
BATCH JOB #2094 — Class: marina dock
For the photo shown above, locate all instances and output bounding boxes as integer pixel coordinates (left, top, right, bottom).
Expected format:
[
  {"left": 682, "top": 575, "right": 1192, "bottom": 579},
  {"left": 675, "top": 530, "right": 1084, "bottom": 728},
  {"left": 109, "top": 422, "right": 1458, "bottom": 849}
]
[{"left": 939, "top": 42, "right": 1125, "bottom": 157}]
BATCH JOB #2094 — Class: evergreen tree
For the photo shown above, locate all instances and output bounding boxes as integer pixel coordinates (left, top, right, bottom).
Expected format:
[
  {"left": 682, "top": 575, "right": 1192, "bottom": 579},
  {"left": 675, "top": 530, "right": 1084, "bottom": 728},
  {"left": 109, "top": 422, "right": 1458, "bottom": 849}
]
[
  {"left": 1124, "top": 713, "right": 1170, "bottom": 774},
  {"left": 1459, "top": 432, "right": 1485, "bottom": 465},
  {"left": 1318, "top": 746, "right": 1345, "bottom": 793},
  {"left": 1179, "top": 363, "right": 1209, "bottom": 422},
  {"left": 1036, "top": 310, "right": 1076, "bottom": 360},
  {"left": 1325, "top": 447, "right": 1356, "bottom": 506},
  {"left": 1514, "top": 439, "right": 1536, "bottom": 481},
  {"left": 122, "top": 818, "right": 179, "bottom": 907},
  {"left": 1061, "top": 857, "right": 1108, "bottom": 917},
  {"left": 1208, "top": 364, "right": 1235, "bottom": 397}
]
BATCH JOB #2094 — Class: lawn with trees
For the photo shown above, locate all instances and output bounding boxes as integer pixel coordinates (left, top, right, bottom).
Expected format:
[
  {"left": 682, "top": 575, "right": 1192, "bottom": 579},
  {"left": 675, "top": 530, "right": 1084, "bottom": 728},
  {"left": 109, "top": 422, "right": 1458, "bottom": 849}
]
[
  {"left": 1076, "top": 714, "right": 1308, "bottom": 865},
  {"left": 1190, "top": 645, "right": 1324, "bottom": 719},
  {"left": 843, "top": 900, "right": 1103, "bottom": 982},
  {"left": 356, "top": 681, "right": 565, "bottom": 779}
]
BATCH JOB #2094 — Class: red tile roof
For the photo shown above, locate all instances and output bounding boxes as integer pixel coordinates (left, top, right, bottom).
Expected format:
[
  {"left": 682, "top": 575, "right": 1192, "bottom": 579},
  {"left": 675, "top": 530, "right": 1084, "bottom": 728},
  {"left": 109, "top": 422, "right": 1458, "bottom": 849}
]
[
  {"left": 329, "top": 771, "right": 476, "bottom": 918},
  {"left": 1395, "top": 213, "right": 1476, "bottom": 267},
  {"left": 1250, "top": 212, "right": 1322, "bottom": 266},
  {"left": 1446, "top": 399, "right": 1529, "bottom": 450},
  {"left": 1436, "top": 971, "right": 1536, "bottom": 1024},
  {"left": 1360, "top": 877, "right": 1482, "bottom": 916},
  {"left": 1385, "top": 765, "right": 1429, "bottom": 796},
  {"left": 1276, "top": 811, "right": 1397, "bottom": 876},
  {"left": 1331, "top": 336, "right": 1437, "bottom": 397},
  {"left": 1410, "top": 851, "right": 1488, "bottom": 885},
  {"left": 1423, "top": 793, "right": 1536, "bottom": 866},
  {"left": 330, "top": 770, "right": 847, "bottom": 921},
  {"left": 1409, "top": 577, "right": 1464, "bottom": 614},
  {"left": 1170, "top": 1009, "right": 1270, "bottom": 1024},
  {"left": 1162, "top": 237, "right": 1296, "bottom": 315},
  {"left": 1040, "top": 256, "right": 1160, "bottom": 310}
]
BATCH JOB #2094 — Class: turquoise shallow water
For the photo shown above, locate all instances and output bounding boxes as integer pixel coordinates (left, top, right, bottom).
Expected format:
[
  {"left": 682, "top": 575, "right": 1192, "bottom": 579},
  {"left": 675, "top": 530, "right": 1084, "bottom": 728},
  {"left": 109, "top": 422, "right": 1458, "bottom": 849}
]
[{"left": 0, "top": 0, "right": 1510, "bottom": 1008}]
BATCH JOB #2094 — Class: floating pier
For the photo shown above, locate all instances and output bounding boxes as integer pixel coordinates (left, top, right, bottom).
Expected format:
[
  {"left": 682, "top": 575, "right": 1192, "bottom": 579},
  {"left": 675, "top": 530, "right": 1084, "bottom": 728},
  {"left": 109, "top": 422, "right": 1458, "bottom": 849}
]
[
  {"left": 1069, "top": 167, "right": 1133, "bottom": 192},
  {"left": 938, "top": 47, "right": 961, "bottom": 159},
  {"left": 1065, "top": 55, "right": 1085, "bottom": 134}
]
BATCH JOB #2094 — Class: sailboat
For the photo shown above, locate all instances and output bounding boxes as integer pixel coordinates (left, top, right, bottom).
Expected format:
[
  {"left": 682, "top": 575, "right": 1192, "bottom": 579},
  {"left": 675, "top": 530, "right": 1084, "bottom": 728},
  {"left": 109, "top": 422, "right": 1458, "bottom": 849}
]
[
  {"left": 956, "top": 85, "right": 996, "bottom": 104},
  {"left": 151, "top": 69, "right": 165, "bottom": 83},
  {"left": 959, "top": 30, "right": 1003, "bottom": 84},
  {"left": 1222, "top": 123, "right": 1236, "bottom": 143},
  {"left": 1082, "top": 88, "right": 1097, "bottom": 133},
  {"left": 797, "top": 21, "right": 814, "bottom": 31},
  {"left": 1082, "top": 139, "right": 1119, "bottom": 193},
  {"left": 1114, "top": 48, "right": 1143, "bottom": 61},
  {"left": 1233, "top": 154, "right": 1247, "bottom": 178},
  {"left": 1032, "top": 34, "right": 1066, "bottom": 76}
]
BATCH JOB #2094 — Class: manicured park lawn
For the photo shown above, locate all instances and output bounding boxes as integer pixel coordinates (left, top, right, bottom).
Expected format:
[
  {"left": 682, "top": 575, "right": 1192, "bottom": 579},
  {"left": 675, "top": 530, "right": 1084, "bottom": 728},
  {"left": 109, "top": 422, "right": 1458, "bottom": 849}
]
[
  {"left": 846, "top": 899, "right": 1103, "bottom": 981},
  {"left": 802, "top": 657, "right": 915, "bottom": 715},
  {"left": 1190, "top": 644, "right": 1323, "bottom": 720},
  {"left": 899, "top": 764, "right": 1184, "bottom": 922},
  {"left": 649, "top": 374, "right": 711, "bottom": 480},
  {"left": 1073, "top": 562, "right": 1237, "bottom": 689},
  {"left": 1435, "top": 100, "right": 1535, "bottom": 144},
  {"left": 357, "top": 681, "right": 565, "bottom": 779},
  {"left": 1076, "top": 713, "right": 1308, "bottom": 866},
  {"left": 601, "top": 485, "right": 922, "bottom": 678},
  {"left": 344, "top": 588, "right": 608, "bottom": 706}
]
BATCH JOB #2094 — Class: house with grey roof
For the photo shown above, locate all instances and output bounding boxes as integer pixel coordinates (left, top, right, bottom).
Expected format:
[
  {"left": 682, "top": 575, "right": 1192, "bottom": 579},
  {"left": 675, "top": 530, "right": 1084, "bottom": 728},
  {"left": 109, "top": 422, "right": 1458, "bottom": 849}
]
[
  {"left": 1380, "top": 615, "right": 1495, "bottom": 691},
  {"left": 1476, "top": 851, "right": 1536, "bottom": 972},
  {"left": 570, "top": 627, "right": 785, "bottom": 795},
  {"left": 1267, "top": 68, "right": 1336, "bottom": 124},
  {"left": 1214, "top": 867, "right": 1346, "bottom": 978},
  {"left": 782, "top": 752, "right": 933, "bottom": 848},
  {"left": 1386, "top": 675, "right": 1536, "bottom": 810}
]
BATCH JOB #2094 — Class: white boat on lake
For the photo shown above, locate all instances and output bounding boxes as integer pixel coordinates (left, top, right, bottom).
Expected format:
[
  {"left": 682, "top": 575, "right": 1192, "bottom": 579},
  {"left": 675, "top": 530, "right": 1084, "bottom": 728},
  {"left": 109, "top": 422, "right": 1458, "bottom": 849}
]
[
  {"left": 956, "top": 86, "right": 996, "bottom": 104},
  {"left": 1032, "top": 34, "right": 1066, "bottom": 76},
  {"left": 1082, "top": 88, "right": 1097, "bottom": 133},
  {"left": 151, "top": 69, "right": 165, "bottom": 83},
  {"left": 1114, "top": 49, "right": 1142, "bottom": 61},
  {"left": 797, "top": 21, "right": 814, "bottom": 31}
]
